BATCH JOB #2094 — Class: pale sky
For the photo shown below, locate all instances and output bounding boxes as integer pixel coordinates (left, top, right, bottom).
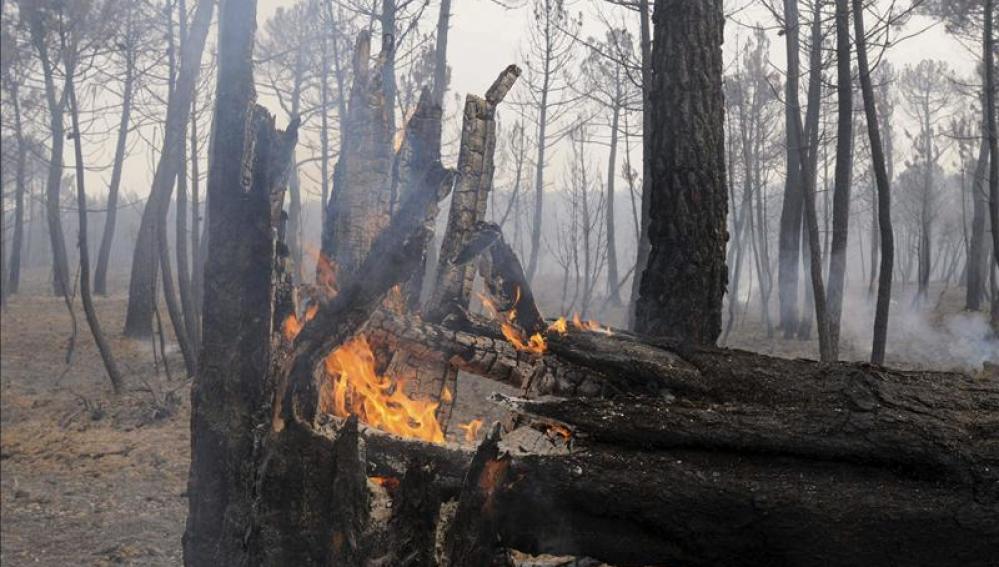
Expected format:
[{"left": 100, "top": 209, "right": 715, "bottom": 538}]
[{"left": 102, "top": 0, "right": 978, "bottom": 210}]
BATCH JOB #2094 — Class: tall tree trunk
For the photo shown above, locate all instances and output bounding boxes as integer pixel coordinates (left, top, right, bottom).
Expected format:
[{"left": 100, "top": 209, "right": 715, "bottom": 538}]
[
  {"left": 174, "top": 0, "right": 198, "bottom": 351},
  {"left": 526, "top": 67, "right": 551, "bottom": 283},
  {"left": 985, "top": 0, "right": 999, "bottom": 331},
  {"left": 94, "top": 4, "right": 136, "bottom": 296},
  {"left": 853, "top": 0, "right": 894, "bottom": 365},
  {"left": 432, "top": 0, "right": 451, "bottom": 105},
  {"left": 967, "top": 139, "right": 988, "bottom": 310},
  {"left": 66, "top": 56, "right": 124, "bottom": 394},
  {"left": 826, "top": 0, "right": 854, "bottom": 359},
  {"left": 605, "top": 93, "right": 622, "bottom": 306},
  {"left": 635, "top": 0, "right": 727, "bottom": 345},
  {"left": 123, "top": 0, "right": 213, "bottom": 337},
  {"left": 286, "top": 45, "right": 305, "bottom": 282},
  {"left": 7, "top": 80, "right": 27, "bottom": 294},
  {"left": 628, "top": 0, "right": 652, "bottom": 329},
  {"left": 25, "top": 8, "right": 71, "bottom": 298},
  {"left": 190, "top": 103, "right": 203, "bottom": 344},
  {"left": 777, "top": 0, "right": 804, "bottom": 338}
]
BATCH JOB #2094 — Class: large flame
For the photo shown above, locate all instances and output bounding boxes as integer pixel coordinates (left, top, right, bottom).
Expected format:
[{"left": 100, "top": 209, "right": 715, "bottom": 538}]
[{"left": 324, "top": 335, "right": 445, "bottom": 443}]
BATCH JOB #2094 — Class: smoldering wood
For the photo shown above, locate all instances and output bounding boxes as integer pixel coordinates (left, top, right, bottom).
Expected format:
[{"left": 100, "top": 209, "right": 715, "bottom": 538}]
[
  {"left": 427, "top": 65, "right": 522, "bottom": 323},
  {"left": 442, "top": 423, "right": 508, "bottom": 567}
]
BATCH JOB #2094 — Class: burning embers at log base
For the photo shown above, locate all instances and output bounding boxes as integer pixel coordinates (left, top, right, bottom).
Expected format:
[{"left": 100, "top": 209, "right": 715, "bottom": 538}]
[{"left": 281, "top": 281, "right": 608, "bottom": 446}]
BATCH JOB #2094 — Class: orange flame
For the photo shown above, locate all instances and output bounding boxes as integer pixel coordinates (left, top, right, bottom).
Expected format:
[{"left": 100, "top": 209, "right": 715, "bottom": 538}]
[
  {"left": 369, "top": 476, "right": 400, "bottom": 490},
  {"left": 303, "top": 244, "right": 339, "bottom": 298},
  {"left": 571, "top": 312, "right": 612, "bottom": 335},
  {"left": 442, "top": 386, "right": 453, "bottom": 403},
  {"left": 547, "top": 317, "right": 568, "bottom": 335},
  {"left": 324, "top": 335, "right": 445, "bottom": 443},
  {"left": 282, "top": 304, "right": 319, "bottom": 342},
  {"left": 479, "top": 293, "right": 547, "bottom": 355},
  {"left": 458, "top": 419, "right": 484, "bottom": 443}
]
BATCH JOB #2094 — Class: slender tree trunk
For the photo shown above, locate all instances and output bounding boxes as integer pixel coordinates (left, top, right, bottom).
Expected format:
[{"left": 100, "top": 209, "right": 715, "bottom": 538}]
[
  {"left": 526, "top": 66, "right": 551, "bottom": 283},
  {"left": 777, "top": 0, "right": 804, "bottom": 338},
  {"left": 190, "top": 103, "right": 203, "bottom": 343},
  {"left": 967, "top": 140, "right": 988, "bottom": 310},
  {"left": 628, "top": 0, "right": 652, "bottom": 329},
  {"left": 94, "top": 5, "right": 135, "bottom": 296},
  {"left": 635, "top": 0, "right": 727, "bottom": 344},
  {"left": 985, "top": 0, "right": 999, "bottom": 330},
  {"left": 605, "top": 94, "right": 622, "bottom": 306},
  {"left": 432, "top": 0, "right": 451, "bottom": 105},
  {"left": 7, "top": 81, "right": 27, "bottom": 294},
  {"left": 66, "top": 57, "right": 124, "bottom": 394},
  {"left": 827, "top": 0, "right": 854, "bottom": 359},
  {"left": 26, "top": 9, "right": 71, "bottom": 298},
  {"left": 286, "top": 46, "right": 305, "bottom": 282},
  {"left": 174, "top": 0, "right": 197, "bottom": 350},
  {"left": 852, "top": 0, "right": 893, "bottom": 365},
  {"left": 320, "top": 22, "right": 331, "bottom": 222},
  {"left": 123, "top": 0, "right": 213, "bottom": 337}
]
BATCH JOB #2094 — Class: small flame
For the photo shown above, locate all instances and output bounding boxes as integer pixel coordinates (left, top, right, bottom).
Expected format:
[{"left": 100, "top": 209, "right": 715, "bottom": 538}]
[
  {"left": 282, "top": 303, "right": 319, "bottom": 342},
  {"left": 393, "top": 107, "right": 419, "bottom": 153},
  {"left": 369, "top": 476, "right": 400, "bottom": 490},
  {"left": 304, "top": 244, "right": 339, "bottom": 298},
  {"left": 479, "top": 293, "right": 547, "bottom": 355},
  {"left": 324, "top": 335, "right": 445, "bottom": 443},
  {"left": 548, "top": 317, "right": 568, "bottom": 335},
  {"left": 442, "top": 387, "right": 453, "bottom": 403},
  {"left": 571, "top": 312, "right": 612, "bottom": 335},
  {"left": 458, "top": 419, "right": 484, "bottom": 443}
]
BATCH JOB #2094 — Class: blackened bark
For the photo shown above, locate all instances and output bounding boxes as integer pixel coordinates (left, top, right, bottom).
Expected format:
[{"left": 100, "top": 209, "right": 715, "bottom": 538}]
[
  {"left": 321, "top": 32, "right": 393, "bottom": 281},
  {"left": 627, "top": 0, "right": 652, "bottom": 330},
  {"left": 66, "top": 59, "right": 124, "bottom": 394},
  {"left": 635, "top": 0, "right": 727, "bottom": 344},
  {"left": 985, "top": 0, "right": 999, "bottom": 330},
  {"left": 827, "top": 0, "right": 854, "bottom": 359},
  {"left": 777, "top": 0, "right": 804, "bottom": 337},
  {"left": 966, "top": 138, "right": 988, "bottom": 310},
  {"left": 605, "top": 95, "right": 623, "bottom": 306},
  {"left": 428, "top": 67, "right": 521, "bottom": 321},
  {"left": 183, "top": 0, "right": 297, "bottom": 560},
  {"left": 25, "top": 6, "right": 71, "bottom": 298}
]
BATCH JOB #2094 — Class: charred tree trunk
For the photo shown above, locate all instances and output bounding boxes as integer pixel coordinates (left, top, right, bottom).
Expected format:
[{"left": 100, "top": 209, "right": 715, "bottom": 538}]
[
  {"left": 985, "top": 0, "right": 999, "bottom": 330},
  {"left": 777, "top": 0, "right": 804, "bottom": 337},
  {"left": 66, "top": 56, "right": 124, "bottom": 394},
  {"left": 826, "top": 0, "right": 853, "bottom": 359},
  {"left": 321, "top": 31, "right": 393, "bottom": 282},
  {"left": 428, "top": 67, "right": 521, "bottom": 321},
  {"left": 853, "top": 0, "right": 894, "bottom": 365},
  {"left": 182, "top": 0, "right": 300, "bottom": 558},
  {"left": 123, "top": 0, "right": 213, "bottom": 337},
  {"left": 966, "top": 140, "right": 988, "bottom": 310},
  {"left": 25, "top": 6, "right": 71, "bottom": 298},
  {"left": 627, "top": 0, "right": 653, "bottom": 330},
  {"left": 635, "top": 0, "right": 727, "bottom": 344}
]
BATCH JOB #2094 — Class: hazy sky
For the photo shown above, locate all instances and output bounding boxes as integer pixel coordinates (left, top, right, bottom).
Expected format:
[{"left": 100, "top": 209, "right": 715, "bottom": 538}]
[{"left": 101, "top": 0, "right": 978, "bottom": 203}]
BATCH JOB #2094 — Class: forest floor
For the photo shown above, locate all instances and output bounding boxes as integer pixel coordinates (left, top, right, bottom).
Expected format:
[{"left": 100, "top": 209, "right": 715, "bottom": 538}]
[{"left": 1, "top": 270, "right": 994, "bottom": 566}]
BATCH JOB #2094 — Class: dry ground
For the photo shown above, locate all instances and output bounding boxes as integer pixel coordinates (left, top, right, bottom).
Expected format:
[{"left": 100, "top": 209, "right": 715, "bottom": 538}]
[{"left": 1, "top": 270, "right": 994, "bottom": 565}]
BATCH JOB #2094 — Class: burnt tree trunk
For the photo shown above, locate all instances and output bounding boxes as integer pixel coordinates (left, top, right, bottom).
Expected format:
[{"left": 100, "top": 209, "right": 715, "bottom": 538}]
[
  {"left": 635, "top": 0, "right": 727, "bottom": 344},
  {"left": 321, "top": 31, "right": 393, "bottom": 283}
]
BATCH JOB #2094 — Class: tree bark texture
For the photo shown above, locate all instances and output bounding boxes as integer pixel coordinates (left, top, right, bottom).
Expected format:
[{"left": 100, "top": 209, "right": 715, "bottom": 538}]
[
  {"left": 635, "top": 0, "right": 727, "bottom": 344},
  {"left": 428, "top": 66, "right": 521, "bottom": 321},
  {"left": 321, "top": 32, "right": 393, "bottom": 282}
]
